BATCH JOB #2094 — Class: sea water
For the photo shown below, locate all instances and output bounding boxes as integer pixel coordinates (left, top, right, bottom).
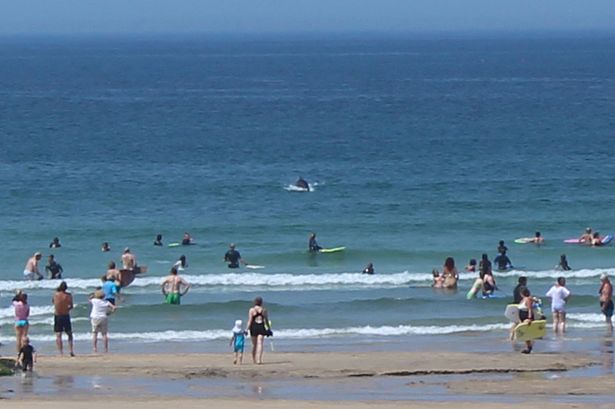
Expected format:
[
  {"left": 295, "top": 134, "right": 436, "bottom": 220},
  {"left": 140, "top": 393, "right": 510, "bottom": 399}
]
[{"left": 1, "top": 34, "right": 615, "bottom": 355}]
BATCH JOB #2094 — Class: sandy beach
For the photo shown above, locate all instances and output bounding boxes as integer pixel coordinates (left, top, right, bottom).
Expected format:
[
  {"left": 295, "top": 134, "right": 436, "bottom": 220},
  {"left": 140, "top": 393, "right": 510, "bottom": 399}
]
[{"left": 3, "top": 350, "right": 615, "bottom": 408}]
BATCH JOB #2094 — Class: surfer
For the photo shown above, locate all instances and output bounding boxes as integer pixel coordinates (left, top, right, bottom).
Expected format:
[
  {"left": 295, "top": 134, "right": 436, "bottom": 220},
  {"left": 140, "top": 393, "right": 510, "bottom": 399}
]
[
  {"left": 530, "top": 231, "right": 544, "bottom": 244},
  {"left": 362, "top": 262, "right": 374, "bottom": 275},
  {"left": 153, "top": 234, "right": 163, "bottom": 246},
  {"left": 579, "top": 227, "right": 593, "bottom": 244},
  {"left": 557, "top": 254, "right": 571, "bottom": 271},
  {"left": 49, "top": 237, "right": 62, "bottom": 248},
  {"left": 101, "top": 242, "right": 111, "bottom": 252},
  {"left": 224, "top": 243, "right": 246, "bottom": 268},
  {"left": 45, "top": 254, "right": 64, "bottom": 279},
  {"left": 23, "top": 252, "right": 44, "bottom": 281},
  {"left": 497, "top": 240, "right": 508, "bottom": 254},
  {"left": 161, "top": 267, "right": 191, "bottom": 305},
  {"left": 173, "top": 255, "right": 188, "bottom": 271},
  {"left": 181, "top": 232, "right": 193, "bottom": 245},
  {"left": 518, "top": 287, "right": 536, "bottom": 353},
  {"left": 441, "top": 257, "right": 459, "bottom": 288},
  {"left": 545, "top": 277, "right": 570, "bottom": 334},
  {"left": 599, "top": 273, "right": 613, "bottom": 331},
  {"left": 308, "top": 232, "right": 322, "bottom": 253},
  {"left": 295, "top": 177, "right": 310, "bottom": 191},
  {"left": 494, "top": 250, "right": 513, "bottom": 270}
]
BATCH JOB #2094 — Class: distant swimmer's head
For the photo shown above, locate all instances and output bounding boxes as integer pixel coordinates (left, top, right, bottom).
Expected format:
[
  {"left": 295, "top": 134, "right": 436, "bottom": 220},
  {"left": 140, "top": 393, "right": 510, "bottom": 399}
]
[
  {"left": 520, "top": 287, "right": 531, "bottom": 297},
  {"left": 230, "top": 243, "right": 236, "bottom": 249},
  {"left": 156, "top": 234, "right": 162, "bottom": 241},
  {"left": 601, "top": 273, "right": 609, "bottom": 281},
  {"left": 518, "top": 276, "right": 527, "bottom": 285},
  {"left": 34, "top": 252, "right": 42, "bottom": 259},
  {"left": 170, "top": 267, "right": 178, "bottom": 275},
  {"left": 444, "top": 257, "right": 455, "bottom": 270},
  {"left": 593, "top": 232, "right": 600, "bottom": 238},
  {"left": 499, "top": 240, "right": 505, "bottom": 246},
  {"left": 94, "top": 289, "right": 104, "bottom": 299},
  {"left": 124, "top": 247, "right": 131, "bottom": 253},
  {"left": 469, "top": 259, "right": 477, "bottom": 266},
  {"left": 557, "top": 277, "right": 566, "bottom": 286},
  {"left": 481, "top": 253, "right": 488, "bottom": 261},
  {"left": 48, "top": 254, "right": 55, "bottom": 261},
  {"left": 586, "top": 227, "right": 592, "bottom": 233},
  {"left": 108, "top": 261, "right": 116, "bottom": 269},
  {"left": 179, "top": 255, "right": 186, "bottom": 262},
  {"left": 535, "top": 232, "right": 541, "bottom": 237},
  {"left": 309, "top": 232, "right": 316, "bottom": 239},
  {"left": 254, "top": 296, "right": 263, "bottom": 306}
]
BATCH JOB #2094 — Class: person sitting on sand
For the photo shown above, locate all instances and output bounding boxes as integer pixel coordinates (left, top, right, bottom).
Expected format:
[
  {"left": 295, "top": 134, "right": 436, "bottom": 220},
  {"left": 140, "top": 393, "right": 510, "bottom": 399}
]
[
  {"left": 432, "top": 269, "right": 444, "bottom": 288},
  {"left": 465, "top": 259, "right": 477, "bottom": 272},
  {"left": 362, "top": 262, "right": 374, "bottom": 275},
  {"left": 441, "top": 257, "right": 459, "bottom": 288},
  {"left": 295, "top": 177, "right": 310, "bottom": 191},
  {"left": 557, "top": 254, "right": 571, "bottom": 271},
  {"left": 579, "top": 227, "right": 593, "bottom": 244},
  {"left": 161, "top": 267, "right": 191, "bottom": 305}
]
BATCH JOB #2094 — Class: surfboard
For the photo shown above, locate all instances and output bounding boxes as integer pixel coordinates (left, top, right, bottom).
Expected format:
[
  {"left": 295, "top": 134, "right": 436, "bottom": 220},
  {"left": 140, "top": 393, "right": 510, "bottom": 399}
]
[
  {"left": 514, "top": 319, "right": 547, "bottom": 341},
  {"left": 564, "top": 238, "right": 581, "bottom": 244},
  {"left": 514, "top": 238, "right": 534, "bottom": 244},
  {"left": 601, "top": 235, "right": 613, "bottom": 245},
  {"left": 466, "top": 279, "right": 482, "bottom": 300},
  {"left": 168, "top": 243, "right": 181, "bottom": 247},
  {"left": 118, "top": 265, "right": 147, "bottom": 287},
  {"left": 246, "top": 265, "right": 265, "bottom": 269},
  {"left": 565, "top": 235, "right": 612, "bottom": 245},
  {"left": 504, "top": 304, "right": 520, "bottom": 322},
  {"left": 319, "top": 247, "right": 346, "bottom": 253}
]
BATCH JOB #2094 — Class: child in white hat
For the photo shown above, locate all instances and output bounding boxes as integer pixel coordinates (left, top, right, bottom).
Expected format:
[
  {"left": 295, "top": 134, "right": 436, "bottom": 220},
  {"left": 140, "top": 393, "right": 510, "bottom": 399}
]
[{"left": 230, "top": 319, "right": 247, "bottom": 365}]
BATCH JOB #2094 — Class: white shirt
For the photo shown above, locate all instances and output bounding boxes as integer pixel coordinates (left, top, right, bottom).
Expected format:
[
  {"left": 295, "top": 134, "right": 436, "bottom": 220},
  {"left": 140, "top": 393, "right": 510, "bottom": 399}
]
[
  {"left": 90, "top": 298, "right": 111, "bottom": 319},
  {"left": 546, "top": 285, "right": 570, "bottom": 311}
]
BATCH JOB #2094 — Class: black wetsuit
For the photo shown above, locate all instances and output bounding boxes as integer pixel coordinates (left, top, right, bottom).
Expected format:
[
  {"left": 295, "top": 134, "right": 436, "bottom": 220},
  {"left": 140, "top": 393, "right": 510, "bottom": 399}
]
[
  {"left": 19, "top": 344, "right": 35, "bottom": 371},
  {"left": 513, "top": 284, "right": 526, "bottom": 304},
  {"left": 45, "top": 261, "right": 63, "bottom": 279},
  {"left": 296, "top": 178, "right": 309, "bottom": 191},
  {"left": 224, "top": 249, "right": 242, "bottom": 268},
  {"left": 309, "top": 238, "right": 321, "bottom": 253},
  {"left": 494, "top": 254, "right": 512, "bottom": 270}
]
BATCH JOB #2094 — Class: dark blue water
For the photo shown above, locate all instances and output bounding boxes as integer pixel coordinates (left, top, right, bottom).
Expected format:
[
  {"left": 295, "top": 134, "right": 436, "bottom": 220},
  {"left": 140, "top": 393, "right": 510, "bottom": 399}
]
[{"left": 1, "top": 34, "right": 614, "bottom": 351}]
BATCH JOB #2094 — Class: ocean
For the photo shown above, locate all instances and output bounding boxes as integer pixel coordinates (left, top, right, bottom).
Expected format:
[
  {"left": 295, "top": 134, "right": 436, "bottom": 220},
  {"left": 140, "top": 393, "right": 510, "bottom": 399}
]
[{"left": 1, "top": 33, "right": 615, "bottom": 357}]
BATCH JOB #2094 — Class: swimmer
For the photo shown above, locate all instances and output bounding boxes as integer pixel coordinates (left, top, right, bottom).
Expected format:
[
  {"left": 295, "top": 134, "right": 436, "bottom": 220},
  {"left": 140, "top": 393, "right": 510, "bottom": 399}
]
[
  {"left": 49, "top": 237, "right": 62, "bottom": 248},
  {"left": 161, "top": 267, "right": 191, "bottom": 305},
  {"left": 579, "top": 227, "right": 593, "bottom": 244},
  {"left": 431, "top": 269, "right": 444, "bottom": 288},
  {"left": 530, "top": 231, "right": 544, "bottom": 244},
  {"left": 494, "top": 250, "right": 513, "bottom": 270},
  {"left": 224, "top": 244, "right": 246, "bottom": 269},
  {"left": 121, "top": 248, "right": 136, "bottom": 270},
  {"left": 441, "top": 257, "right": 459, "bottom": 288},
  {"left": 308, "top": 232, "right": 322, "bottom": 253},
  {"left": 362, "top": 262, "right": 374, "bottom": 275},
  {"left": 181, "top": 232, "right": 193, "bottom": 246},
  {"left": 599, "top": 273, "right": 613, "bottom": 331},
  {"left": 592, "top": 232, "right": 604, "bottom": 247},
  {"left": 465, "top": 258, "right": 477, "bottom": 272},
  {"left": 45, "top": 254, "right": 64, "bottom": 279},
  {"left": 557, "top": 254, "right": 571, "bottom": 271},
  {"left": 153, "top": 234, "right": 163, "bottom": 246},
  {"left": 497, "top": 240, "right": 508, "bottom": 254},
  {"left": 173, "top": 255, "right": 188, "bottom": 271},
  {"left": 101, "top": 242, "right": 111, "bottom": 252},
  {"left": 295, "top": 177, "right": 310, "bottom": 191},
  {"left": 23, "top": 252, "right": 43, "bottom": 281}
]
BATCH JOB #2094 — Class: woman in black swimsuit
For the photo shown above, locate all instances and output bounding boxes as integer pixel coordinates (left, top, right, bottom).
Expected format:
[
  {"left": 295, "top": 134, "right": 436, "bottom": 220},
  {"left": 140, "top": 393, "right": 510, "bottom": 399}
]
[{"left": 247, "top": 296, "right": 270, "bottom": 364}]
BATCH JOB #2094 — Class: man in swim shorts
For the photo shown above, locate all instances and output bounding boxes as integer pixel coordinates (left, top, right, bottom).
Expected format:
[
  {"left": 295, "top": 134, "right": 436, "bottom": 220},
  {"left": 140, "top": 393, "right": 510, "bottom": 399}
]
[
  {"left": 161, "top": 267, "right": 191, "bottom": 305},
  {"left": 23, "top": 252, "right": 43, "bottom": 280},
  {"left": 121, "top": 248, "right": 136, "bottom": 270},
  {"left": 599, "top": 273, "right": 613, "bottom": 331},
  {"left": 52, "top": 281, "right": 74, "bottom": 356},
  {"left": 224, "top": 243, "right": 246, "bottom": 269}
]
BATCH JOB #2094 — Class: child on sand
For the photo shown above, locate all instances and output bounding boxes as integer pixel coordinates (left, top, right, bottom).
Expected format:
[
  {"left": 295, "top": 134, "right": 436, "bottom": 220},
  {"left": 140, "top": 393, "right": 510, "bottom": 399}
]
[
  {"left": 17, "top": 336, "right": 36, "bottom": 372},
  {"left": 230, "top": 320, "right": 247, "bottom": 365}
]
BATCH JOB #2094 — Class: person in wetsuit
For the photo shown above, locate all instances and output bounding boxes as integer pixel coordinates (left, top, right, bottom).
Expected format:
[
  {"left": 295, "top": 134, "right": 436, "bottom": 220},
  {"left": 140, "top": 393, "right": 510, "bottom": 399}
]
[
  {"left": 45, "top": 254, "right": 64, "bottom": 279},
  {"left": 494, "top": 250, "right": 513, "bottom": 270},
  {"left": 224, "top": 243, "right": 245, "bottom": 268},
  {"left": 308, "top": 232, "right": 322, "bottom": 253},
  {"left": 295, "top": 177, "right": 310, "bottom": 191}
]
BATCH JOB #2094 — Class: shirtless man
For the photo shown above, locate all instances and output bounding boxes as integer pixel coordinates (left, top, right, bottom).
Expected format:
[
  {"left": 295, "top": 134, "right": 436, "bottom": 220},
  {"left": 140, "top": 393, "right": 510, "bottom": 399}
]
[
  {"left": 121, "top": 248, "right": 136, "bottom": 270},
  {"left": 599, "top": 273, "right": 613, "bottom": 331},
  {"left": 161, "top": 267, "right": 191, "bottom": 305},
  {"left": 52, "top": 281, "right": 74, "bottom": 356},
  {"left": 580, "top": 227, "right": 593, "bottom": 244},
  {"left": 24, "top": 252, "right": 43, "bottom": 280},
  {"left": 106, "top": 261, "right": 122, "bottom": 281}
]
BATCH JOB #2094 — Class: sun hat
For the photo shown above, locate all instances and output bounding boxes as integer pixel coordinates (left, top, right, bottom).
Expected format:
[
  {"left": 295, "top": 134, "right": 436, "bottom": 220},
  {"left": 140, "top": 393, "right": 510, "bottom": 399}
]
[{"left": 232, "top": 319, "right": 243, "bottom": 333}]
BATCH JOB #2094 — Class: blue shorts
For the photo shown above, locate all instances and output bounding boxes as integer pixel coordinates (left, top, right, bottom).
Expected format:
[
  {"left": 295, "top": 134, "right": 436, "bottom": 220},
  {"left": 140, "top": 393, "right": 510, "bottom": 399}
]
[{"left": 15, "top": 320, "right": 29, "bottom": 327}]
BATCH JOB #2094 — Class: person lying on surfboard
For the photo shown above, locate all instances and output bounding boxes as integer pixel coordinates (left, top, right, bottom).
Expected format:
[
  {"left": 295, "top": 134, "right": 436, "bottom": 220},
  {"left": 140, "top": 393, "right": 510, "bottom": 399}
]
[{"left": 295, "top": 177, "right": 310, "bottom": 191}]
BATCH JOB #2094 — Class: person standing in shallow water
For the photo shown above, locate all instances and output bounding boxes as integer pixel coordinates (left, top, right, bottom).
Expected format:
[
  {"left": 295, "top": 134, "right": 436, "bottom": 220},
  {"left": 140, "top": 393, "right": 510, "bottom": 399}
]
[
  {"left": 247, "top": 296, "right": 270, "bottom": 365},
  {"left": 599, "top": 274, "right": 613, "bottom": 331},
  {"left": 52, "top": 281, "right": 75, "bottom": 356}
]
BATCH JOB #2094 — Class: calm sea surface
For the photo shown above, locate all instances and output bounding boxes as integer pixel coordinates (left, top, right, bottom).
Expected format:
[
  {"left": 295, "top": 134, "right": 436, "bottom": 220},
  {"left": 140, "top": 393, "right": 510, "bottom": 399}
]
[{"left": 1, "top": 34, "right": 614, "bottom": 356}]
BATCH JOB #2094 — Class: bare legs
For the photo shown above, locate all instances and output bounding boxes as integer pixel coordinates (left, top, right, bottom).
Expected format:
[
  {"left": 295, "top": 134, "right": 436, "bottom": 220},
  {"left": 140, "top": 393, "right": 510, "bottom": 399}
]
[
  {"left": 92, "top": 331, "right": 109, "bottom": 353},
  {"left": 15, "top": 325, "right": 28, "bottom": 353},
  {"left": 56, "top": 332, "right": 75, "bottom": 356},
  {"left": 251, "top": 334, "right": 264, "bottom": 364}
]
